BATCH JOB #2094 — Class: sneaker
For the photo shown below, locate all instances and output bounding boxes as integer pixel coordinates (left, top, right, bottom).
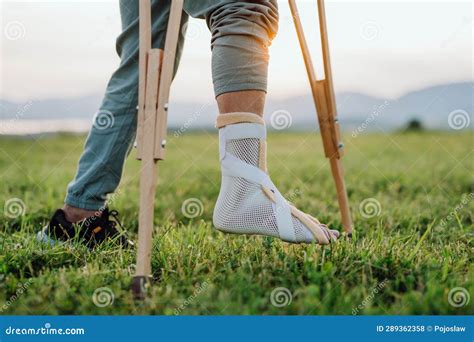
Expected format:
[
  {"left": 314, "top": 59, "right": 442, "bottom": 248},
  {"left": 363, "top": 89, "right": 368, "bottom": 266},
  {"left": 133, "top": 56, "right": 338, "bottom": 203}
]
[{"left": 37, "top": 207, "right": 133, "bottom": 248}]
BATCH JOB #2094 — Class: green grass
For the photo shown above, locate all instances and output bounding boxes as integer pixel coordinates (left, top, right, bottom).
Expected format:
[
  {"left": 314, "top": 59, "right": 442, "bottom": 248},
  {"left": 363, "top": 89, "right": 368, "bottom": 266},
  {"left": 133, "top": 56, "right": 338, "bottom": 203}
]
[{"left": 0, "top": 131, "right": 473, "bottom": 315}]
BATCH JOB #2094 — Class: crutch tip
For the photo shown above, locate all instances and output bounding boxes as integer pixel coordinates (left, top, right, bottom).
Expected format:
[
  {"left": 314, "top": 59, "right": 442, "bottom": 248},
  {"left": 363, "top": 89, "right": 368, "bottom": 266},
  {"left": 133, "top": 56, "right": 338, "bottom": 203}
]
[
  {"left": 131, "top": 275, "right": 152, "bottom": 300},
  {"left": 345, "top": 231, "right": 353, "bottom": 239}
]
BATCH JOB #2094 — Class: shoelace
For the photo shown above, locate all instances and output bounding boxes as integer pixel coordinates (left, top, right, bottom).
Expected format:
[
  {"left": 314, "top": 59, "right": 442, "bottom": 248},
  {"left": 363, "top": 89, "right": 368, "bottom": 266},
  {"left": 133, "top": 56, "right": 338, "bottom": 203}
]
[
  {"left": 105, "top": 209, "right": 125, "bottom": 236},
  {"left": 108, "top": 210, "right": 133, "bottom": 247}
]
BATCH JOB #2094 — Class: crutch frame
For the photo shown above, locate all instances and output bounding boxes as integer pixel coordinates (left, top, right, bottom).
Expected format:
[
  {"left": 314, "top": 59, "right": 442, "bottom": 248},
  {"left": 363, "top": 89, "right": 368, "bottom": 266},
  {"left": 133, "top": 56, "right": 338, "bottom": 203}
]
[
  {"left": 132, "top": 0, "right": 184, "bottom": 299},
  {"left": 289, "top": 0, "right": 353, "bottom": 235}
]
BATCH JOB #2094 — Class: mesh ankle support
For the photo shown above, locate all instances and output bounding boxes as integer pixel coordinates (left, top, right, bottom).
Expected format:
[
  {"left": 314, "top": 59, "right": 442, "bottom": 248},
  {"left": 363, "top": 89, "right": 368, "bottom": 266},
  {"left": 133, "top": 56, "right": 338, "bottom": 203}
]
[{"left": 213, "top": 113, "right": 327, "bottom": 244}]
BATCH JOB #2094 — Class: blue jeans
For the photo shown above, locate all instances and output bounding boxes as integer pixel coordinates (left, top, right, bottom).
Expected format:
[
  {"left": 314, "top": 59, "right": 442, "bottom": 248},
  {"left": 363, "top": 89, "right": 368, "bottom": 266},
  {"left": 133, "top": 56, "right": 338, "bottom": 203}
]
[{"left": 66, "top": 0, "right": 278, "bottom": 210}]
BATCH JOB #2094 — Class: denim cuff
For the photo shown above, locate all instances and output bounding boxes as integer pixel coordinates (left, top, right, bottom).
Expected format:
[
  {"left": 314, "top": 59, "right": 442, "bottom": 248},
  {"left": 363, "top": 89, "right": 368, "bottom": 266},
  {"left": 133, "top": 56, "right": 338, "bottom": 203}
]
[{"left": 64, "top": 193, "right": 106, "bottom": 211}]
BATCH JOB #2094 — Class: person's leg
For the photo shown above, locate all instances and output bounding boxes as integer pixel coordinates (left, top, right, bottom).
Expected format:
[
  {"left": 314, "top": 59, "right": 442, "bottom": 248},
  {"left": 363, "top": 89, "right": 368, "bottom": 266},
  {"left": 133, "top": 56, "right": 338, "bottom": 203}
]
[
  {"left": 63, "top": 0, "right": 188, "bottom": 222},
  {"left": 183, "top": 0, "right": 276, "bottom": 115},
  {"left": 216, "top": 90, "right": 266, "bottom": 116},
  {"left": 185, "top": 0, "right": 338, "bottom": 243}
]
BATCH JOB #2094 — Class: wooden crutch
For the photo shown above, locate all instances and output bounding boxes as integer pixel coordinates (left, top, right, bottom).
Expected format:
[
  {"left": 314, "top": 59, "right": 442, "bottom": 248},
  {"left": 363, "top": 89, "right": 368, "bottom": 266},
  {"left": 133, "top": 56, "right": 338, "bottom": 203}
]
[
  {"left": 132, "top": 0, "right": 184, "bottom": 299},
  {"left": 289, "top": 0, "right": 353, "bottom": 235}
]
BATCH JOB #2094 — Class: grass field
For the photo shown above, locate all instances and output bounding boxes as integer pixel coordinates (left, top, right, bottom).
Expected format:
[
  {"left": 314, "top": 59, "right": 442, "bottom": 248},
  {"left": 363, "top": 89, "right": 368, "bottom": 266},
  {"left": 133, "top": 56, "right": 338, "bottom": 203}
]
[{"left": 0, "top": 131, "right": 473, "bottom": 315}]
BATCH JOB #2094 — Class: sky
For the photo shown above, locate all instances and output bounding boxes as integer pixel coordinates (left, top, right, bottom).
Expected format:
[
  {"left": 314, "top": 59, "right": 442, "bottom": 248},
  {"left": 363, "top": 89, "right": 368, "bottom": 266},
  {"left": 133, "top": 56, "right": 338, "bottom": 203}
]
[{"left": 1, "top": 0, "right": 473, "bottom": 104}]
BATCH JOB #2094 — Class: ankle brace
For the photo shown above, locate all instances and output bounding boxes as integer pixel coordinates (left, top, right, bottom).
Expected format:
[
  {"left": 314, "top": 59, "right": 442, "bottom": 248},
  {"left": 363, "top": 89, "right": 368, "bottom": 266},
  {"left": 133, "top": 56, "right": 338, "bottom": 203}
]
[{"left": 213, "top": 112, "right": 335, "bottom": 244}]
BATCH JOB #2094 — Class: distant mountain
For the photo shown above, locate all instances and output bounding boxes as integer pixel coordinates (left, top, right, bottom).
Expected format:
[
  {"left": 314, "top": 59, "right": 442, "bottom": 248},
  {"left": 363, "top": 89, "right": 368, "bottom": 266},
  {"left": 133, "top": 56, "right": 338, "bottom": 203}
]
[
  {"left": 265, "top": 82, "right": 473, "bottom": 130},
  {"left": 1, "top": 82, "right": 472, "bottom": 133}
]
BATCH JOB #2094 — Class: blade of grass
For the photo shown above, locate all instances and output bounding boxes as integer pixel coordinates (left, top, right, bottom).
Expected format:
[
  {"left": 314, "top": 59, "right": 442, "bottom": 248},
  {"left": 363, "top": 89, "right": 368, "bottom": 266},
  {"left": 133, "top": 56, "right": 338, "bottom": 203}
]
[{"left": 408, "top": 219, "right": 436, "bottom": 260}]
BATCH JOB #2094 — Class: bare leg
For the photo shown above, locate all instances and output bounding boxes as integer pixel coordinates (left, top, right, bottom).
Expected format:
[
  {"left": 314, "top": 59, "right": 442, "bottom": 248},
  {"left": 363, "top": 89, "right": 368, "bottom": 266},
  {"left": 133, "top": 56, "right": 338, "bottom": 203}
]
[
  {"left": 62, "top": 204, "right": 97, "bottom": 223},
  {"left": 217, "top": 90, "right": 266, "bottom": 117}
]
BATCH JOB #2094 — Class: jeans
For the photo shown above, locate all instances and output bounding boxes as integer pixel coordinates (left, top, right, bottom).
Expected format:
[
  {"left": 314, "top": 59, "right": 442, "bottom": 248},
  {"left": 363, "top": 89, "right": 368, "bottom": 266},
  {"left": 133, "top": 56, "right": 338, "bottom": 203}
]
[{"left": 65, "top": 0, "right": 278, "bottom": 210}]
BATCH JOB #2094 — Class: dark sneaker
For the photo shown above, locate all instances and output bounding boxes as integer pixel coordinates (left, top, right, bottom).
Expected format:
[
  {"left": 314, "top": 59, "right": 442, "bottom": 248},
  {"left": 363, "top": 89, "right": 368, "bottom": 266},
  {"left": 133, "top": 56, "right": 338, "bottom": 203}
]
[{"left": 37, "top": 207, "right": 133, "bottom": 248}]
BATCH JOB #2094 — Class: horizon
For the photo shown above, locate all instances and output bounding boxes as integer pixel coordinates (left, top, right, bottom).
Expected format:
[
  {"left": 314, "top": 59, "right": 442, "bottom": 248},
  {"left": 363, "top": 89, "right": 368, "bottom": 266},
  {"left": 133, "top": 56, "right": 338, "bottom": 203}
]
[
  {"left": 1, "top": 80, "right": 472, "bottom": 135},
  {"left": 1, "top": 79, "right": 470, "bottom": 104}
]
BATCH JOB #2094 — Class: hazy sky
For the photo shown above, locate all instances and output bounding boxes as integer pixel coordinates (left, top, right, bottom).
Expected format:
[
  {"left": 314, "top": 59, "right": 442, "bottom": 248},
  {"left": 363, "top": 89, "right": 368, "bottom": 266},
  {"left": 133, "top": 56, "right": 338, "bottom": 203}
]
[{"left": 1, "top": 0, "right": 473, "bottom": 104}]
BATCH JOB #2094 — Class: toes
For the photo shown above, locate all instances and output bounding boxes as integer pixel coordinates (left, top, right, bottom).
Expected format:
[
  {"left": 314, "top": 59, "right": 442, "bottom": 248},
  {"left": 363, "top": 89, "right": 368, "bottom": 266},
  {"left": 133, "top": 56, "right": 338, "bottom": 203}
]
[
  {"left": 312, "top": 225, "right": 331, "bottom": 245},
  {"left": 321, "top": 225, "right": 339, "bottom": 242},
  {"left": 304, "top": 213, "right": 339, "bottom": 243},
  {"left": 322, "top": 226, "right": 332, "bottom": 242},
  {"left": 330, "top": 229, "right": 340, "bottom": 239},
  {"left": 290, "top": 206, "right": 339, "bottom": 245}
]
